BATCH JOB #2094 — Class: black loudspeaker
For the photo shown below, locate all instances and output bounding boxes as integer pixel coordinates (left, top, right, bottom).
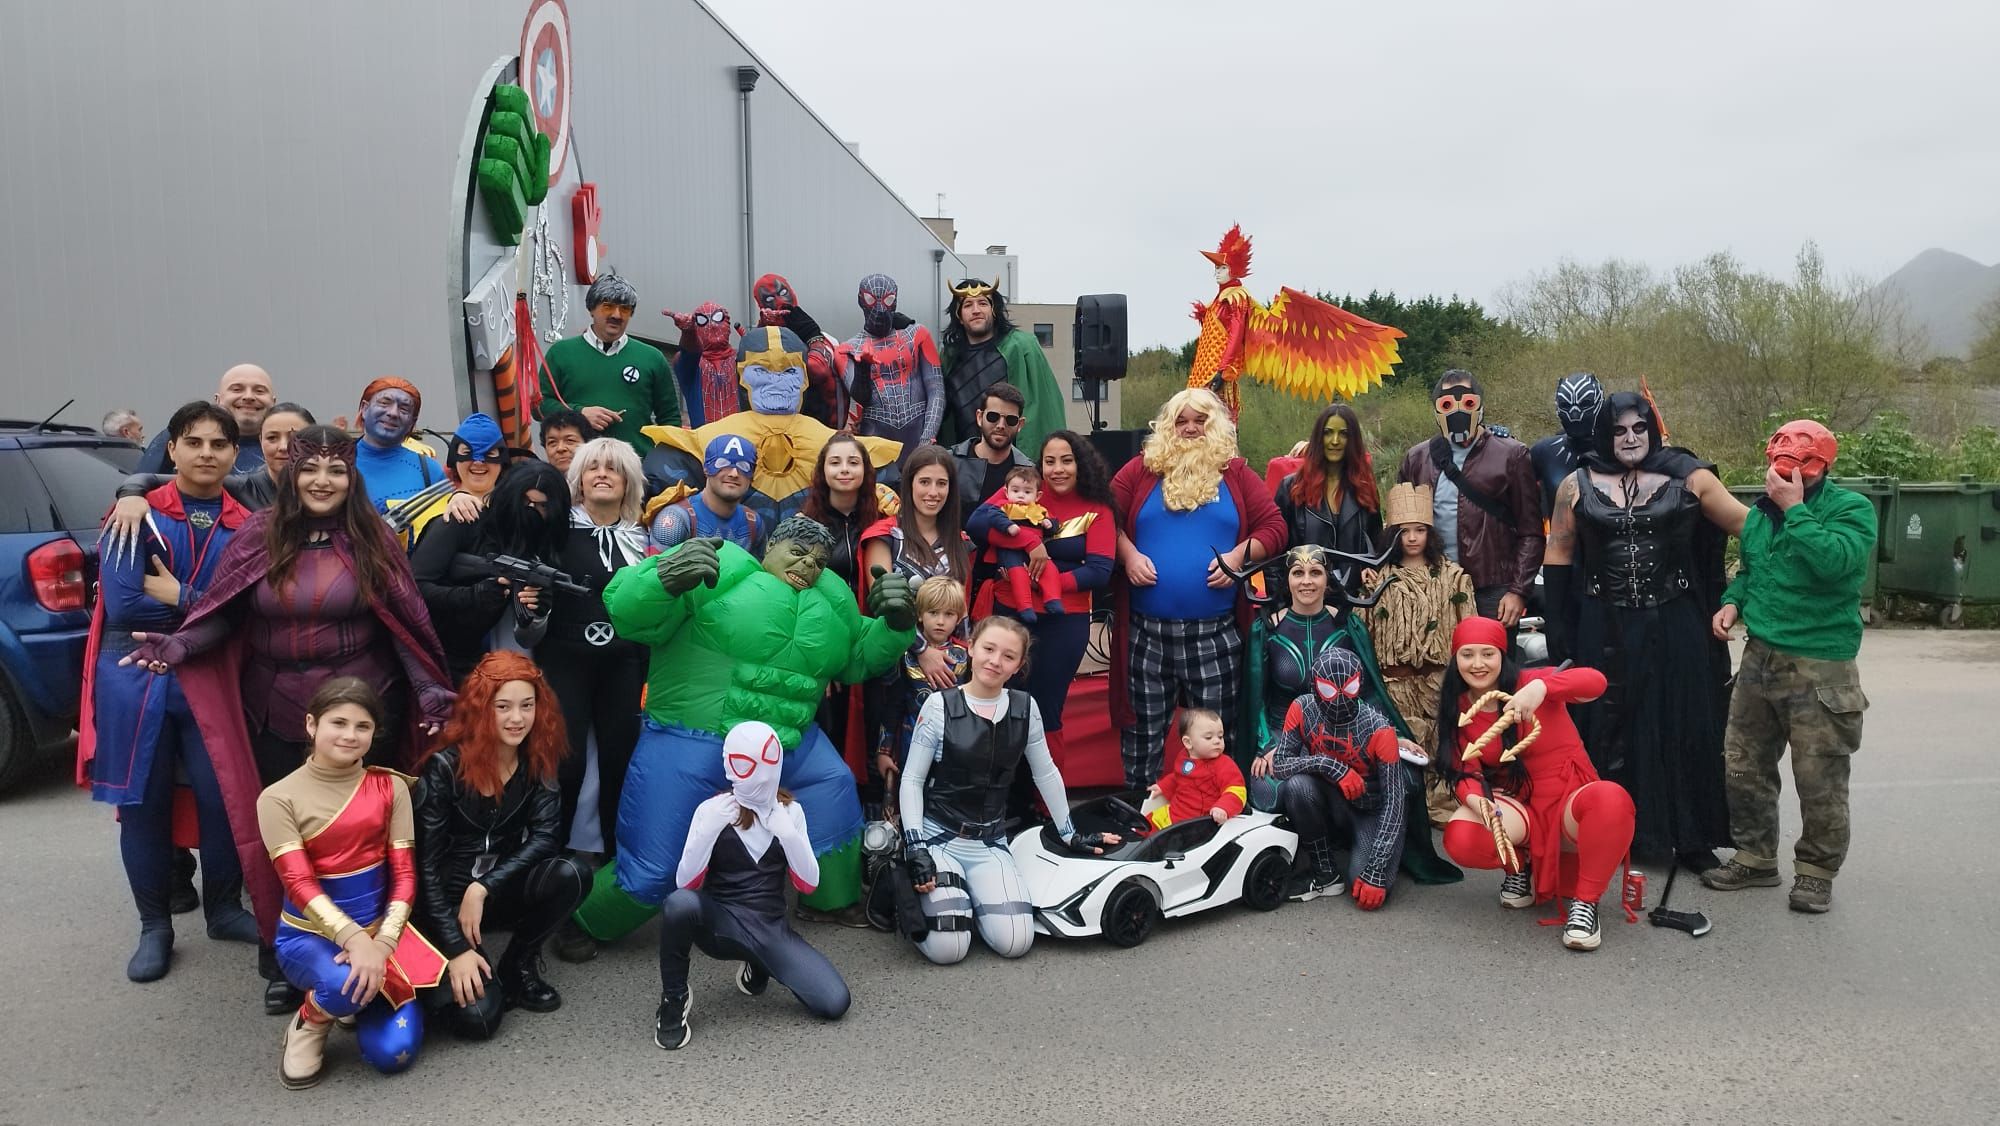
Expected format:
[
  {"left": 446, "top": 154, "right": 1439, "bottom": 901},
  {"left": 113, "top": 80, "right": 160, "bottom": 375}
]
[
  {"left": 1087, "top": 427, "right": 1146, "bottom": 469},
  {"left": 1074, "top": 294, "right": 1128, "bottom": 380}
]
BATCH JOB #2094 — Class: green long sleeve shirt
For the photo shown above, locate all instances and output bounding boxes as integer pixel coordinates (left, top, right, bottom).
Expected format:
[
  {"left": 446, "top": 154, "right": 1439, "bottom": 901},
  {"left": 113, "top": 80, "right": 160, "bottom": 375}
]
[
  {"left": 536, "top": 333, "right": 681, "bottom": 453},
  {"left": 1723, "top": 481, "right": 1876, "bottom": 661}
]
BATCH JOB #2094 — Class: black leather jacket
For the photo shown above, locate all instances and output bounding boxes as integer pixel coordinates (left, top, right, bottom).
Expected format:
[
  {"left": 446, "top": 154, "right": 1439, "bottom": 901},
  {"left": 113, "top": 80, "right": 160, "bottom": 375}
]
[{"left": 413, "top": 746, "right": 562, "bottom": 957}]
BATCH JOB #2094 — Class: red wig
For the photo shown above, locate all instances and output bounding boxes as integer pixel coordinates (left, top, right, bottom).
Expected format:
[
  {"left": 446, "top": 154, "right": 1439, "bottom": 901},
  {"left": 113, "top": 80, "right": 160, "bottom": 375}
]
[
  {"left": 1291, "top": 402, "right": 1379, "bottom": 514},
  {"left": 1200, "top": 224, "right": 1253, "bottom": 283},
  {"left": 425, "top": 651, "right": 569, "bottom": 798}
]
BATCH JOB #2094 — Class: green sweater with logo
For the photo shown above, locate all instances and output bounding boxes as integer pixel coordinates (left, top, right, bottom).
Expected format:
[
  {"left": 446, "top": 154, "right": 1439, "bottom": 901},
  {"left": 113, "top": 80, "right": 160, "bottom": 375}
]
[
  {"left": 1722, "top": 481, "right": 1876, "bottom": 661},
  {"left": 537, "top": 334, "right": 681, "bottom": 453}
]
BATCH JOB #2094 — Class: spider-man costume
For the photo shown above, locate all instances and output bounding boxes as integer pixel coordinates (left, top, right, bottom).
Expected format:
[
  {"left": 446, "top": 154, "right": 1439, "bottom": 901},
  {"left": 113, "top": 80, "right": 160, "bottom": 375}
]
[
  {"left": 1268, "top": 646, "right": 1406, "bottom": 910},
  {"left": 840, "top": 274, "right": 942, "bottom": 464},
  {"left": 752, "top": 273, "right": 841, "bottom": 429},
  {"left": 670, "top": 301, "right": 740, "bottom": 428}
]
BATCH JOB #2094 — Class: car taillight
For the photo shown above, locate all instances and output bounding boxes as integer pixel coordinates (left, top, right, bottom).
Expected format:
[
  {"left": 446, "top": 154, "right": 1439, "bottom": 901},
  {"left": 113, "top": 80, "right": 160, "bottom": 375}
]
[{"left": 27, "top": 539, "right": 87, "bottom": 612}]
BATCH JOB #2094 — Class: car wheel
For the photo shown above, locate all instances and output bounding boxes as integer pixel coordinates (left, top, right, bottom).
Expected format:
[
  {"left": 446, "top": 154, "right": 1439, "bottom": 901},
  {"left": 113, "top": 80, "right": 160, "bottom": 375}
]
[
  {"left": 1101, "top": 880, "right": 1160, "bottom": 948},
  {"left": 0, "top": 682, "right": 36, "bottom": 794},
  {"left": 1242, "top": 847, "right": 1290, "bottom": 911}
]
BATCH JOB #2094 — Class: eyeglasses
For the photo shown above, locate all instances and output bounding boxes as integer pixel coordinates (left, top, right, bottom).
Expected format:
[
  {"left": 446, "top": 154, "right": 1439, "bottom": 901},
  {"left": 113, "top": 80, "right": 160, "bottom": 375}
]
[
  {"left": 1435, "top": 394, "right": 1481, "bottom": 413},
  {"left": 984, "top": 411, "right": 1021, "bottom": 427}
]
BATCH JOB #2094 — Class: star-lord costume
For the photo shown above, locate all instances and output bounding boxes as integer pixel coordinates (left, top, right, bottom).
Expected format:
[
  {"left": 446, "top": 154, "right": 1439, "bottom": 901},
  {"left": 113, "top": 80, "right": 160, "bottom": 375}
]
[{"left": 257, "top": 759, "right": 445, "bottom": 1073}]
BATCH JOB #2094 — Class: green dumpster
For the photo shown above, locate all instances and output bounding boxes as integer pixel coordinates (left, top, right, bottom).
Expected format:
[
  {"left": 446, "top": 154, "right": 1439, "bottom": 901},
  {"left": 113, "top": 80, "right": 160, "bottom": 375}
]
[
  {"left": 1727, "top": 476, "right": 1896, "bottom": 625},
  {"left": 1876, "top": 476, "right": 2000, "bottom": 627}
]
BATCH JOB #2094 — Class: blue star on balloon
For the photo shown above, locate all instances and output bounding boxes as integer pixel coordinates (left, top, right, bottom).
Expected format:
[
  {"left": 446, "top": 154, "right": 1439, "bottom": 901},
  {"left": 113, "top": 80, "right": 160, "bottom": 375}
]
[{"left": 536, "top": 49, "right": 557, "bottom": 117}]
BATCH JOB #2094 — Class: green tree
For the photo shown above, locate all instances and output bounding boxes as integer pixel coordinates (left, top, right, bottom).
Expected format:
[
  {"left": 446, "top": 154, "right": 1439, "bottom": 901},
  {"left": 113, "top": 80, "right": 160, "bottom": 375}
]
[
  {"left": 1971, "top": 293, "right": 2000, "bottom": 385},
  {"left": 1320, "top": 291, "right": 1526, "bottom": 388}
]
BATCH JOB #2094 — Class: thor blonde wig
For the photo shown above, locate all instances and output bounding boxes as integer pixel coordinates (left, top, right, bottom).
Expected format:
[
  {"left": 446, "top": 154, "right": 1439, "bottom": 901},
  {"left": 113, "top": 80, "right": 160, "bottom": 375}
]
[{"left": 1142, "top": 387, "right": 1237, "bottom": 511}]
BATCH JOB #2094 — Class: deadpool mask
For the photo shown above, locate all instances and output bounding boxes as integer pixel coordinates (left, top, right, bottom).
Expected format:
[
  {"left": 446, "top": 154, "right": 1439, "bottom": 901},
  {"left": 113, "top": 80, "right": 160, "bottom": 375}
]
[
  {"left": 1765, "top": 420, "right": 1837, "bottom": 480},
  {"left": 753, "top": 273, "right": 795, "bottom": 326}
]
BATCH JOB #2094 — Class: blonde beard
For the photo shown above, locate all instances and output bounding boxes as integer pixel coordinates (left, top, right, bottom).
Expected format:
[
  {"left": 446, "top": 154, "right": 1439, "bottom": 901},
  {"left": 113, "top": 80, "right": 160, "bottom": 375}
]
[{"left": 1143, "top": 431, "right": 1233, "bottom": 512}]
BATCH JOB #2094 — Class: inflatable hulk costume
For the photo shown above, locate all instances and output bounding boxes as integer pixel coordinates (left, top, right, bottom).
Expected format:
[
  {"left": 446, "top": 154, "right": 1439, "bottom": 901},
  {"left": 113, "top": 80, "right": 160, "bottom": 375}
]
[{"left": 573, "top": 518, "right": 915, "bottom": 939}]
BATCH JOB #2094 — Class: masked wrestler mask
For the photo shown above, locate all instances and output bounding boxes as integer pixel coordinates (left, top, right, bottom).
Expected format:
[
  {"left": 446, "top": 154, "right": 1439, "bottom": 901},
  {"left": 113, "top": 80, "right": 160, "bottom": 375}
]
[
  {"left": 1311, "top": 645, "right": 1367, "bottom": 728},
  {"left": 857, "top": 273, "right": 898, "bottom": 336},
  {"left": 1765, "top": 419, "right": 1838, "bottom": 480},
  {"left": 723, "top": 720, "right": 783, "bottom": 821},
  {"left": 1554, "top": 372, "right": 1603, "bottom": 445},
  {"left": 1433, "top": 372, "right": 1484, "bottom": 448},
  {"left": 736, "top": 325, "right": 808, "bottom": 414}
]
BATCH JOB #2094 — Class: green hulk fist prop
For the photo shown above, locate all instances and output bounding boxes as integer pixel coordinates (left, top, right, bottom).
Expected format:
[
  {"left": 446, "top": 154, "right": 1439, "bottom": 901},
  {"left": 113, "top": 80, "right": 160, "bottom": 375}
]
[{"left": 572, "top": 518, "right": 915, "bottom": 940}]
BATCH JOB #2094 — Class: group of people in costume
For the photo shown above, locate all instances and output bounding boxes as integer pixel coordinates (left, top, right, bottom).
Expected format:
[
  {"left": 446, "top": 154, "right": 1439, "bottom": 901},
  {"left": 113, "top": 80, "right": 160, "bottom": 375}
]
[{"left": 76, "top": 251, "right": 1873, "bottom": 1080}]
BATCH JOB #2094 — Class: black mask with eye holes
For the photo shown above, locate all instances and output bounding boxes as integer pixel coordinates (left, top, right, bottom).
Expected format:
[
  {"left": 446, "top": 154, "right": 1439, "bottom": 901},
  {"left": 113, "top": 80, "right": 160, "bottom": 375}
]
[{"left": 1554, "top": 372, "right": 1603, "bottom": 445}]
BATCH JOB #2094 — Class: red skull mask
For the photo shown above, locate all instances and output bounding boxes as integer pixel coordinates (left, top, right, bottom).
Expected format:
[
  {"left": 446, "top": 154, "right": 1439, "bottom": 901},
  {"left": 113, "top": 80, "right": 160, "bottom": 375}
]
[{"left": 1765, "top": 420, "right": 1837, "bottom": 480}]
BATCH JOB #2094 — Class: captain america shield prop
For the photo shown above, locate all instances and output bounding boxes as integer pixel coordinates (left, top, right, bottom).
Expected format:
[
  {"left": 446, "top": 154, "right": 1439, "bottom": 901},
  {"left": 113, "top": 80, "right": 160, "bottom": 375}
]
[{"left": 519, "top": 0, "right": 572, "bottom": 185}]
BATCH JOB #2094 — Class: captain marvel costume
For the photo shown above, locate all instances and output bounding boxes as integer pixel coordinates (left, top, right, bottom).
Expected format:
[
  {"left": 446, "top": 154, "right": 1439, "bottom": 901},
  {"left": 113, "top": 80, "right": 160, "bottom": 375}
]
[{"left": 258, "top": 757, "right": 445, "bottom": 1081}]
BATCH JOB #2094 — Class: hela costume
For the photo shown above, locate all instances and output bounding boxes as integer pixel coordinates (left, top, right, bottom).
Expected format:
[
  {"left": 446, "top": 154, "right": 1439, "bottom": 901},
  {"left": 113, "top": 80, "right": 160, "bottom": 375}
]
[
  {"left": 1551, "top": 392, "right": 1731, "bottom": 862},
  {"left": 572, "top": 520, "right": 915, "bottom": 941},
  {"left": 899, "top": 686, "right": 1101, "bottom": 964},
  {"left": 258, "top": 759, "right": 445, "bottom": 1083},
  {"left": 1183, "top": 224, "right": 1404, "bottom": 419},
  {"left": 79, "top": 483, "right": 257, "bottom": 978},
  {"left": 656, "top": 722, "right": 850, "bottom": 1050},
  {"left": 1269, "top": 647, "right": 1407, "bottom": 909},
  {"left": 840, "top": 274, "right": 943, "bottom": 462}
]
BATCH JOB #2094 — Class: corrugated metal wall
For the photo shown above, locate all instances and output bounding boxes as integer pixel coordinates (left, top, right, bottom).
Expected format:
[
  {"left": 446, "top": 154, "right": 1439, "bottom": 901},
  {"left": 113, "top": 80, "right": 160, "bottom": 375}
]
[{"left": 0, "top": 0, "right": 963, "bottom": 433}]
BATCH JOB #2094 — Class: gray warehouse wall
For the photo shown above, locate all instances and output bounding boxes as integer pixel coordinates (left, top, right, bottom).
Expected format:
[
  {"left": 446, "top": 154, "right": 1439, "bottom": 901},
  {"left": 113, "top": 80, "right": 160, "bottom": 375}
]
[{"left": 0, "top": 0, "right": 963, "bottom": 435}]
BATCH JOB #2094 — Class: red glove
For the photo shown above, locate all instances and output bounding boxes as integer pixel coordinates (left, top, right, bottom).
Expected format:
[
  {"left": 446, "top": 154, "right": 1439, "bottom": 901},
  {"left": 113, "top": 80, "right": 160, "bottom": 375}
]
[
  {"left": 1338, "top": 769, "right": 1365, "bottom": 801},
  {"left": 1351, "top": 878, "right": 1386, "bottom": 911},
  {"left": 664, "top": 309, "right": 693, "bottom": 331}
]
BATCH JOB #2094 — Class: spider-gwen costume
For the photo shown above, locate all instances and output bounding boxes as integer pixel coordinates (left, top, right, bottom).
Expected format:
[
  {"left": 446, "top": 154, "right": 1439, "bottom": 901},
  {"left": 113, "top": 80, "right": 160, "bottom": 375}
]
[
  {"left": 841, "top": 274, "right": 942, "bottom": 464},
  {"left": 899, "top": 687, "right": 1105, "bottom": 964},
  {"left": 655, "top": 723, "right": 849, "bottom": 1050},
  {"left": 1269, "top": 647, "right": 1406, "bottom": 909},
  {"left": 257, "top": 760, "right": 445, "bottom": 1083}
]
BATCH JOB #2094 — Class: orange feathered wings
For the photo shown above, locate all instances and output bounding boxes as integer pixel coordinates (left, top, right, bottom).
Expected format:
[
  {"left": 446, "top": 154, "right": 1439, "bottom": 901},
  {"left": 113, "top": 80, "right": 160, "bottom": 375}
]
[{"left": 1244, "top": 287, "right": 1405, "bottom": 402}]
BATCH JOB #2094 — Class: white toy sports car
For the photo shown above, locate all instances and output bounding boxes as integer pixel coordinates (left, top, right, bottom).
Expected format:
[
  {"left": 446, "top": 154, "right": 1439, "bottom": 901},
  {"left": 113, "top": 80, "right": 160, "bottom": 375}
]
[{"left": 1011, "top": 790, "right": 1298, "bottom": 947}]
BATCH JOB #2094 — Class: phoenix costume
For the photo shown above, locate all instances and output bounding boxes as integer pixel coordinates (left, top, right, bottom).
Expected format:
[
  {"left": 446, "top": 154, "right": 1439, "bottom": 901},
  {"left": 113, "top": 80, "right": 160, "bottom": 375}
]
[{"left": 656, "top": 722, "right": 850, "bottom": 1051}]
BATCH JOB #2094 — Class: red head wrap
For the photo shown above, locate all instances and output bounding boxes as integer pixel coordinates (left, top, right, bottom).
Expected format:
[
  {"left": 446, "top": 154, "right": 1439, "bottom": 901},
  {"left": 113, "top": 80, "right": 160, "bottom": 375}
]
[
  {"left": 1450, "top": 616, "right": 1508, "bottom": 653},
  {"left": 359, "top": 377, "right": 422, "bottom": 418}
]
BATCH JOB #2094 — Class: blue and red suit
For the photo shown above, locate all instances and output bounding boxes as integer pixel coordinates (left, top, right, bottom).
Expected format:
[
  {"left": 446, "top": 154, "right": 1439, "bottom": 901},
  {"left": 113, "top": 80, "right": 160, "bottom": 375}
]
[
  {"left": 78, "top": 483, "right": 250, "bottom": 936},
  {"left": 258, "top": 759, "right": 445, "bottom": 1073}
]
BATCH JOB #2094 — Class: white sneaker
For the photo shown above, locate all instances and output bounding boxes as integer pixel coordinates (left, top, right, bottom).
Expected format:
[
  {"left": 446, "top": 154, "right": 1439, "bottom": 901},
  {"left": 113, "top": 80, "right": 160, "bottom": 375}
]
[
  {"left": 1500, "top": 868, "right": 1534, "bottom": 909},
  {"left": 1287, "top": 873, "right": 1345, "bottom": 902},
  {"left": 1561, "top": 899, "right": 1602, "bottom": 951}
]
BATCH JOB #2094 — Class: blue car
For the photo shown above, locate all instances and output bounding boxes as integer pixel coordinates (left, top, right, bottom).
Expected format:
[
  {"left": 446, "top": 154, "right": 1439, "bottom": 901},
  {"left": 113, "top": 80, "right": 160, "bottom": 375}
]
[{"left": 0, "top": 421, "right": 140, "bottom": 791}]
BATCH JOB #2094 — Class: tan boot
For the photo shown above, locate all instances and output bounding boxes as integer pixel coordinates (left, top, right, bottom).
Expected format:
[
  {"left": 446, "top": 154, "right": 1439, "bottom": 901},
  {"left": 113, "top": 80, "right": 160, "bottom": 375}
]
[{"left": 280, "top": 1008, "right": 332, "bottom": 1089}]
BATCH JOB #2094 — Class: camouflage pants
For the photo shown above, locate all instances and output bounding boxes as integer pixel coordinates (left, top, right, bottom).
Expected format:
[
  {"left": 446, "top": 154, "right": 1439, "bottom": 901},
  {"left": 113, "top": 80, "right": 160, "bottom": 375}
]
[{"left": 1722, "top": 639, "right": 1867, "bottom": 879}]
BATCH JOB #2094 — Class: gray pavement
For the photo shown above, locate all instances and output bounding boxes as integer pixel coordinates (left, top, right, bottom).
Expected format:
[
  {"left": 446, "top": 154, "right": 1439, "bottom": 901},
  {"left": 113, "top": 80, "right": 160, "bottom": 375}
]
[{"left": 3, "top": 629, "right": 1996, "bottom": 1125}]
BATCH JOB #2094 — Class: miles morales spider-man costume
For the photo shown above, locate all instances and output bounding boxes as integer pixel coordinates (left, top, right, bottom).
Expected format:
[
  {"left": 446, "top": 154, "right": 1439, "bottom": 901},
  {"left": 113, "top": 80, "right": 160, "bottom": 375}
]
[
  {"left": 841, "top": 273, "right": 942, "bottom": 466},
  {"left": 1268, "top": 647, "right": 1406, "bottom": 909}
]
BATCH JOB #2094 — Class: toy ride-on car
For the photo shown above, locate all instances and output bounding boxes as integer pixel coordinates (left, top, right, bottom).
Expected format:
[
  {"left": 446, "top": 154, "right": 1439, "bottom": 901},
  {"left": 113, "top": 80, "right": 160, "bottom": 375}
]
[{"left": 1010, "top": 790, "right": 1298, "bottom": 948}]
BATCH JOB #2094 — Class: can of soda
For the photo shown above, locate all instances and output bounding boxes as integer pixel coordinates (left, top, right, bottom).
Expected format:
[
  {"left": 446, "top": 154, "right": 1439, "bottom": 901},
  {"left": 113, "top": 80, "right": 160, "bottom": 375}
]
[{"left": 1622, "top": 868, "right": 1647, "bottom": 914}]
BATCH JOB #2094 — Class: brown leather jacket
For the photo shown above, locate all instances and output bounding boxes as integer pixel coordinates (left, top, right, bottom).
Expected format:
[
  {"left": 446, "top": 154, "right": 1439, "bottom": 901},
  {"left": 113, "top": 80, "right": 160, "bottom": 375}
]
[{"left": 1398, "top": 432, "right": 1544, "bottom": 597}]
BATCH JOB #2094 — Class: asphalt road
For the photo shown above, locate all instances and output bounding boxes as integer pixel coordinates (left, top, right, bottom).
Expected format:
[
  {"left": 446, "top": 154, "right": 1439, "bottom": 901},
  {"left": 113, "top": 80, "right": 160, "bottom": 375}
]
[{"left": 3, "top": 629, "right": 1994, "bottom": 1126}]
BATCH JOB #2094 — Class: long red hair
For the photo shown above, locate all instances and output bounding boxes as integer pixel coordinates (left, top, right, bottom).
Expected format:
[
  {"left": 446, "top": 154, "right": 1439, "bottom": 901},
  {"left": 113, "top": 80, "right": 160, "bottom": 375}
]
[
  {"left": 425, "top": 651, "right": 569, "bottom": 797},
  {"left": 1291, "top": 402, "right": 1378, "bottom": 514}
]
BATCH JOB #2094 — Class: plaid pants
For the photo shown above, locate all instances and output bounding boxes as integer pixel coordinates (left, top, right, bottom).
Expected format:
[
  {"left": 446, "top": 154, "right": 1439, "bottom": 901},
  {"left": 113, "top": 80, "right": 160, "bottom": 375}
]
[{"left": 1122, "top": 612, "right": 1243, "bottom": 787}]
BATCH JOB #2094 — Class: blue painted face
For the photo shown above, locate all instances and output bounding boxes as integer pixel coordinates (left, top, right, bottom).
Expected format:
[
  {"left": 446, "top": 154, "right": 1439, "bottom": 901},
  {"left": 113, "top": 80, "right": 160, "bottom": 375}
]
[
  {"left": 743, "top": 363, "right": 805, "bottom": 415},
  {"left": 361, "top": 390, "right": 417, "bottom": 446}
]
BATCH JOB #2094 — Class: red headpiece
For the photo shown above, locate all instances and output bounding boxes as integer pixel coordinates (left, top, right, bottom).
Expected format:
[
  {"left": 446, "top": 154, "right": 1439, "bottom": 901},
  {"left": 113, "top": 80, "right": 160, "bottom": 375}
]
[
  {"left": 288, "top": 428, "right": 357, "bottom": 468},
  {"left": 1200, "top": 224, "right": 1253, "bottom": 282},
  {"left": 1765, "top": 419, "right": 1837, "bottom": 479},
  {"left": 1450, "top": 616, "right": 1508, "bottom": 653},
  {"left": 359, "top": 376, "right": 422, "bottom": 417}
]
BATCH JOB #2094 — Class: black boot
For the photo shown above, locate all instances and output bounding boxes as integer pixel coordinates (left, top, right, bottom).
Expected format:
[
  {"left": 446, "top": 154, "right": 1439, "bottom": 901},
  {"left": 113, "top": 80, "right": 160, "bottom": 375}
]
[
  {"left": 169, "top": 849, "right": 200, "bottom": 915},
  {"left": 203, "top": 876, "right": 259, "bottom": 944},
  {"left": 127, "top": 925, "right": 174, "bottom": 982},
  {"left": 500, "top": 940, "right": 562, "bottom": 1013},
  {"left": 259, "top": 944, "right": 303, "bottom": 1015}
]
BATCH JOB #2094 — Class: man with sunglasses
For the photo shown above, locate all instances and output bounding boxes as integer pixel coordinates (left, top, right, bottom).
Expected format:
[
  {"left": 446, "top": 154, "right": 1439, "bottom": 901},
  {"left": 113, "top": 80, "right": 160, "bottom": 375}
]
[
  {"left": 948, "top": 382, "right": 1035, "bottom": 512},
  {"left": 1397, "top": 369, "right": 1542, "bottom": 625},
  {"left": 647, "top": 434, "right": 766, "bottom": 557},
  {"left": 537, "top": 273, "right": 682, "bottom": 455}
]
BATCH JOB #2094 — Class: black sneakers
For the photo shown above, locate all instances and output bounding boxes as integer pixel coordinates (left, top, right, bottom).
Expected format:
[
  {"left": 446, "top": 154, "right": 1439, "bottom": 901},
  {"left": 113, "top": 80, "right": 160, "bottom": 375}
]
[
  {"left": 736, "top": 961, "right": 769, "bottom": 997},
  {"left": 1499, "top": 868, "right": 1534, "bottom": 909},
  {"left": 1561, "top": 899, "right": 1601, "bottom": 951},
  {"left": 654, "top": 989, "right": 692, "bottom": 1051}
]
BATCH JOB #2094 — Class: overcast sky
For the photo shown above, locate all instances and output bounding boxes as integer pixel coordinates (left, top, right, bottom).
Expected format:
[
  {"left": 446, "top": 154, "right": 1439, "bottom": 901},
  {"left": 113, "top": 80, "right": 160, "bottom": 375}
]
[{"left": 704, "top": 0, "right": 2000, "bottom": 349}]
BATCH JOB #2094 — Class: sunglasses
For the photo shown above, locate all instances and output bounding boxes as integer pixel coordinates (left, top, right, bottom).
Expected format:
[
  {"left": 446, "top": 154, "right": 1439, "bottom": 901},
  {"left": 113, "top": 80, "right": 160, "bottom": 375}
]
[
  {"left": 984, "top": 411, "right": 1022, "bottom": 427},
  {"left": 1435, "top": 394, "right": 1482, "bottom": 412}
]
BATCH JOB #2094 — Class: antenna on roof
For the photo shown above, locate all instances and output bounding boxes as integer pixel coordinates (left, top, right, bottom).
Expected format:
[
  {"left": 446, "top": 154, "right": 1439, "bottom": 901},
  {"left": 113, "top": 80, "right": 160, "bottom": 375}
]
[{"left": 32, "top": 399, "right": 75, "bottom": 433}]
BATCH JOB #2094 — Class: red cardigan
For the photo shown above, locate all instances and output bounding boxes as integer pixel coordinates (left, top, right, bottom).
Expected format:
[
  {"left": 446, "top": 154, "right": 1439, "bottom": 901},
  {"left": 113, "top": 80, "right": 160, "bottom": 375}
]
[{"left": 1107, "top": 454, "right": 1287, "bottom": 728}]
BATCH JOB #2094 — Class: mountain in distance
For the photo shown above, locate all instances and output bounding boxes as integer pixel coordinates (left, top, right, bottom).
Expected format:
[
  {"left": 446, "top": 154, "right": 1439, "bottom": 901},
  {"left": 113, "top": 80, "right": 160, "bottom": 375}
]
[{"left": 1871, "top": 248, "right": 2000, "bottom": 359}]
